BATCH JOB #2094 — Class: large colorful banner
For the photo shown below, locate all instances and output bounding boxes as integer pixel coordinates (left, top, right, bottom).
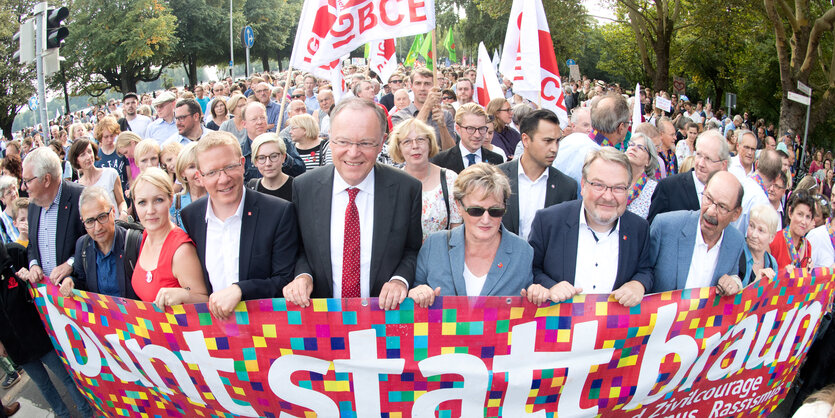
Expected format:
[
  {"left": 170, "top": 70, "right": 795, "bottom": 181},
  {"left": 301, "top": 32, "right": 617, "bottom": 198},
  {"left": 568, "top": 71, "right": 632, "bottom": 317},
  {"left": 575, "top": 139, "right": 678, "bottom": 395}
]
[{"left": 32, "top": 268, "right": 833, "bottom": 417}]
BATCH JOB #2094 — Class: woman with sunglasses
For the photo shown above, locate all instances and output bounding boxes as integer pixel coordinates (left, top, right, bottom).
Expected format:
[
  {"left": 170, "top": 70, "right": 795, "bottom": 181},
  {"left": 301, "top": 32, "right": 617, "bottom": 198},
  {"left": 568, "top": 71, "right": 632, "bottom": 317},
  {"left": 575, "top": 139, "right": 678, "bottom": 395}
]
[
  {"left": 409, "top": 163, "right": 546, "bottom": 308},
  {"left": 624, "top": 133, "right": 659, "bottom": 219},
  {"left": 770, "top": 191, "right": 816, "bottom": 271}
]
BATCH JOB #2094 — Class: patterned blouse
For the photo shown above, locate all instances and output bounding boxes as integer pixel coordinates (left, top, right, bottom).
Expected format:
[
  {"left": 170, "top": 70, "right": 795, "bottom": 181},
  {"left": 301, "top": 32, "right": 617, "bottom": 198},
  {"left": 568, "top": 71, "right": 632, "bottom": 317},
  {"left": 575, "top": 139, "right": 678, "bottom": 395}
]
[
  {"left": 420, "top": 170, "right": 462, "bottom": 241},
  {"left": 627, "top": 179, "right": 658, "bottom": 219}
]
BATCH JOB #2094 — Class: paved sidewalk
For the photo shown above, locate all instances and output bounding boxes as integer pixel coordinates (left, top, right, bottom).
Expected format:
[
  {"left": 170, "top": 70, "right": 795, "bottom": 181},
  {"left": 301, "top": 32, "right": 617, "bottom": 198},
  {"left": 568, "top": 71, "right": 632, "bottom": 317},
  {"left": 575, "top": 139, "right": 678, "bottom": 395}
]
[{"left": 1, "top": 370, "right": 91, "bottom": 418}]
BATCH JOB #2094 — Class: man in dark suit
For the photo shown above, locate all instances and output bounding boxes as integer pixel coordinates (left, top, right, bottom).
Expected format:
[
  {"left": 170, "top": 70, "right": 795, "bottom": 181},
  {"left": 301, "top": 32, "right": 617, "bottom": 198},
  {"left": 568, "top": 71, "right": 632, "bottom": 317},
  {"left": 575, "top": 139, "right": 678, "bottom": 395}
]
[
  {"left": 647, "top": 130, "right": 729, "bottom": 224},
  {"left": 284, "top": 97, "right": 422, "bottom": 310},
  {"left": 528, "top": 147, "right": 652, "bottom": 307},
  {"left": 498, "top": 109, "right": 577, "bottom": 239},
  {"left": 59, "top": 186, "right": 139, "bottom": 299},
  {"left": 19, "top": 148, "right": 86, "bottom": 285},
  {"left": 431, "top": 103, "right": 504, "bottom": 173},
  {"left": 181, "top": 131, "right": 299, "bottom": 319}
]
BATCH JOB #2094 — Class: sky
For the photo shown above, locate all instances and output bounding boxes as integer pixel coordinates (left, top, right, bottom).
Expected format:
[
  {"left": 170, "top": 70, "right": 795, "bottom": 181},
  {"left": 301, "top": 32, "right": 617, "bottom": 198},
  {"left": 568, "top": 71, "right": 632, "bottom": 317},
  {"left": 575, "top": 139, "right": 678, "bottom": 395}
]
[{"left": 583, "top": 0, "right": 618, "bottom": 24}]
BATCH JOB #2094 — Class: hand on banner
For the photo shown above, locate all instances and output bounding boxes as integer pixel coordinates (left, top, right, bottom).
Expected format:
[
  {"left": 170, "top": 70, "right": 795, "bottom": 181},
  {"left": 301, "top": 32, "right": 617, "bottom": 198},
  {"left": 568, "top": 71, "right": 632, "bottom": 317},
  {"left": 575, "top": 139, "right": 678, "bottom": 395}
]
[
  {"left": 759, "top": 268, "right": 776, "bottom": 282},
  {"left": 155, "top": 287, "right": 192, "bottom": 310},
  {"left": 716, "top": 274, "right": 744, "bottom": 296},
  {"left": 520, "top": 283, "right": 551, "bottom": 305},
  {"left": 49, "top": 262, "right": 73, "bottom": 285},
  {"left": 283, "top": 274, "right": 313, "bottom": 308},
  {"left": 379, "top": 279, "right": 408, "bottom": 310},
  {"left": 612, "top": 281, "right": 645, "bottom": 307},
  {"left": 19, "top": 265, "right": 42, "bottom": 283},
  {"left": 209, "top": 284, "right": 243, "bottom": 319},
  {"left": 59, "top": 277, "right": 75, "bottom": 297},
  {"left": 408, "top": 284, "right": 440, "bottom": 308},
  {"left": 547, "top": 281, "right": 582, "bottom": 303}
]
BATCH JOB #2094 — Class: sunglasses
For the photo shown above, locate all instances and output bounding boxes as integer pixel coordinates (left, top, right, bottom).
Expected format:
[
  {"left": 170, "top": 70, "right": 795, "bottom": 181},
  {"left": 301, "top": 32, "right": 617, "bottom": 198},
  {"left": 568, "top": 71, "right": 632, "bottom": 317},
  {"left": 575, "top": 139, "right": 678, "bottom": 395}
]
[
  {"left": 291, "top": 94, "right": 304, "bottom": 98},
  {"left": 462, "top": 206, "right": 506, "bottom": 218}
]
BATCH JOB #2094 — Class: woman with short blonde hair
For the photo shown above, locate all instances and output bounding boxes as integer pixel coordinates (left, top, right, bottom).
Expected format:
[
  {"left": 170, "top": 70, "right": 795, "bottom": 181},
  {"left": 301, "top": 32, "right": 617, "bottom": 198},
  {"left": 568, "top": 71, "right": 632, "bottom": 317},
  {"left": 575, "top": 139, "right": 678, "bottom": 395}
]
[
  {"left": 290, "top": 114, "right": 330, "bottom": 171},
  {"left": 170, "top": 143, "right": 205, "bottom": 228},
  {"left": 247, "top": 133, "right": 293, "bottom": 201},
  {"left": 134, "top": 139, "right": 161, "bottom": 173}
]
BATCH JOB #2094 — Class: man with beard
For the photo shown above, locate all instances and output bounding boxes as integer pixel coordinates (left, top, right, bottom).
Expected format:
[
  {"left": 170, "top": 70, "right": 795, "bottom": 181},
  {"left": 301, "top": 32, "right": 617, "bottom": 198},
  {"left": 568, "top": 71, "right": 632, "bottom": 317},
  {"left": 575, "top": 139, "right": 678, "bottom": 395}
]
[
  {"left": 528, "top": 147, "right": 652, "bottom": 307},
  {"left": 649, "top": 171, "right": 746, "bottom": 294}
]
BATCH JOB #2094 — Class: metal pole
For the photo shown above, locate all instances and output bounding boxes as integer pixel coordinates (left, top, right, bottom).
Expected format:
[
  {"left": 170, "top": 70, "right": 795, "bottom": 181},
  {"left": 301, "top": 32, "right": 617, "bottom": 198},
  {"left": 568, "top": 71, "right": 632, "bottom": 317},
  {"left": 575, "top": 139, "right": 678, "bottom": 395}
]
[
  {"left": 34, "top": 8, "right": 50, "bottom": 143},
  {"left": 800, "top": 103, "right": 811, "bottom": 168},
  {"left": 229, "top": 0, "right": 234, "bottom": 79},
  {"left": 245, "top": 47, "right": 250, "bottom": 77}
]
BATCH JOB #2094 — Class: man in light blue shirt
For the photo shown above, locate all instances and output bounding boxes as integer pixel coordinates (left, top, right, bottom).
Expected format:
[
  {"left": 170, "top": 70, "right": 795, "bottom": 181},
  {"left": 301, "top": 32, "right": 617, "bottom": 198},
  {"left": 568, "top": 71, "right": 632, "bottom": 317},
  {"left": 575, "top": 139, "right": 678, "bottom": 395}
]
[{"left": 146, "top": 91, "right": 178, "bottom": 144}]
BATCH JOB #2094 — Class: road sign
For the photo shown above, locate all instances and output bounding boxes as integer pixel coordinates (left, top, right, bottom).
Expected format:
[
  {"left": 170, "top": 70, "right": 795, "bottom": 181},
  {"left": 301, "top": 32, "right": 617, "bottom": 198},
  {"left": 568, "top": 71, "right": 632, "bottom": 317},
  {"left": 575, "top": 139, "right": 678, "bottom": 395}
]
[
  {"left": 797, "top": 81, "right": 811, "bottom": 96},
  {"left": 788, "top": 91, "right": 811, "bottom": 106},
  {"left": 241, "top": 26, "right": 254, "bottom": 48},
  {"left": 28, "top": 95, "right": 38, "bottom": 111},
  {"left": 566, "top": 59, "right": 576, "bottom": 66}
]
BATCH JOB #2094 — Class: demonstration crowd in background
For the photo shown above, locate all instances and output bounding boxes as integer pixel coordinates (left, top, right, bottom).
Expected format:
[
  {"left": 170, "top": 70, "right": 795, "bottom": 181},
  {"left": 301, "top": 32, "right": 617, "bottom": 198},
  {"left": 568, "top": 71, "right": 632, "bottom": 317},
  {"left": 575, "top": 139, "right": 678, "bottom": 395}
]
[{"left": 0, "top": 62, "right": 833, "bottom": 417}]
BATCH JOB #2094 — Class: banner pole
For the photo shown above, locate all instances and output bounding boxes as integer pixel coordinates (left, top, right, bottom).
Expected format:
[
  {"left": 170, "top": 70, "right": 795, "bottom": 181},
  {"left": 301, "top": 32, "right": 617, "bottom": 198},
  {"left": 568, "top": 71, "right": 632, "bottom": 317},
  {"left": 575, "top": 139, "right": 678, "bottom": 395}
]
[
  {"left": 431, "top": 30, "right": 438, "bottom": 84},
  {"left": 278, "top": 66, "right": 294, "bottom": 129}
]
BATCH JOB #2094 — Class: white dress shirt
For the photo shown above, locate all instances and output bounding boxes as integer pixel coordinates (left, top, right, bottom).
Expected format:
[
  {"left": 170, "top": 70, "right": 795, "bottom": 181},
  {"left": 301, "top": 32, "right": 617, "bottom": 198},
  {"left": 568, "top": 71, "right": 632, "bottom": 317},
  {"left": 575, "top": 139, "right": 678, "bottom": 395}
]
[
  {"left": 517, "top": 158, "right": 549, "bottom": 240},
  {"left": 732, "top": 175, "right": 770, "bottom": 236},
  {"left": 692, "top": 171, "right": 706, "bottom": 203},
  {"left": 574, "top": 208, "right": 620, "bottom": 294},
  {"left": 330, "top": 169, "right": 375, "bottom": 298},
  {"left": 463, "top": 264, "right": 487, "bottom": 296},
  {"left": 204, "top": 189, "right": 246, "bottom": 292},
  {"left": 728, "top": 155, "right": 754, "bottom": 182},
  {"left": 459, "top": 142, "right": 482, "bottom": 168},
  {"left": 684, "top": 222, "right": 723, "bottom": 289},
  {"left": 807, "top": 224, "right": 835, "bottom": 268}
]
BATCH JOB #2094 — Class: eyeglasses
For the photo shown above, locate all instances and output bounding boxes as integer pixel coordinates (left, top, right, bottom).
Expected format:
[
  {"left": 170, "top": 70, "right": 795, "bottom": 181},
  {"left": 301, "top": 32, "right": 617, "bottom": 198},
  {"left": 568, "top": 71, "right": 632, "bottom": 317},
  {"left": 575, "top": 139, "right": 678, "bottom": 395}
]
[
  {"left": 174, "top": 114, "right": 196, "bottom": 122},
  {"left": 21, "top": 175, "right": 39, "bottom": 189},
  {"left": 201, "top": 162, "right": 243, "bottom": 179},
  {"left": 255, "top": 152, "right": 282, "bottom": 164},
  {"left": 628, "top": 142, "right": 648, "bottom": 154},
  {"left": 497, "top": 108, "right": 512, "bottom": 113},
  {"left": 584, "top": 179, "right": 629, "bottom": 196},
  {"left": 694, "top": 151, "right": 722, "bottom": 164},
  {"left": 291, "top": 94, "right": 304, "bottom": 98},
  {"left": 389, "top": 79, "right": 403, "bottom": 84},
  {"left": 703, "top": 193, "right": 733, "bottom": 215},
  {"left": 442, "top": 96, "right": 455, "bottom": 101},
  {"left": 462, "top": 205, "right": 506, "bottom": 218},
  {"left": 458, "top": 125, "right": 489, "bottom": 135},
  {"left": 331, "top": 139, "right": 380, "bottom": 149},
  {"left": 769, "top": 182, "right": 787, "bottom": 191},
  {"left": 82, "top": 210, "right": 112, "bottom": 229},
  {"left": 399, "top": 137, "right": 428, "bottom": 147}
]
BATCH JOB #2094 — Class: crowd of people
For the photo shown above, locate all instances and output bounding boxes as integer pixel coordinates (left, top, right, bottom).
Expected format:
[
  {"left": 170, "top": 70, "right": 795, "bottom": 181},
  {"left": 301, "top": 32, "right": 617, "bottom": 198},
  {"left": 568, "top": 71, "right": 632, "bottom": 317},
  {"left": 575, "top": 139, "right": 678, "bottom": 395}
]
[{"left": 0, "top": 62, "right": 832, "bottom": 417}]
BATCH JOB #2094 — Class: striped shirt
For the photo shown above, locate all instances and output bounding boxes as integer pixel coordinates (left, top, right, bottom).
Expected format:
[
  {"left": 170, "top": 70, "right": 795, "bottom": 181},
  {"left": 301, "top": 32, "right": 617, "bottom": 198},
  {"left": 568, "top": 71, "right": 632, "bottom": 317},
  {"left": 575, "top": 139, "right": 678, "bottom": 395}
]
[{"left": 33, "top": 182, "right": 63, "bottom": 275}]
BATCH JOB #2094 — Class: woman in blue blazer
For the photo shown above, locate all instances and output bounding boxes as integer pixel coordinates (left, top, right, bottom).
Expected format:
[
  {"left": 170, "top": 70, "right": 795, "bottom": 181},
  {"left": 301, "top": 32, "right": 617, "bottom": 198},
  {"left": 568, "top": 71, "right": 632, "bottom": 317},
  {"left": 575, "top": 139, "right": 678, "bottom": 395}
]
[{"left": 409, "top": 163, "right": 548, "bottom": 307}]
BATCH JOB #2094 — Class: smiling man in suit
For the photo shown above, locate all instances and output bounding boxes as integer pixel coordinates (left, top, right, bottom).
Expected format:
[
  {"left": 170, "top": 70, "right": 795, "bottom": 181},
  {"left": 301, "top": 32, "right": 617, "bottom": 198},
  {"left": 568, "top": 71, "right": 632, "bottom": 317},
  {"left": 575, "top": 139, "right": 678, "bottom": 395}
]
[
  {"left": 181, "top": 131, "right": 299, "bottom": 319},
  {"left": 649, "top": 171, "right": 746, "bottom": 294},
  {"left": 498, "top": 109, "right": 577, "bottom": 239},
  {"left": 431, "top": 103, "right": 504, "bottom": 173},
  {"left": 647, "top": 130, "right": 730, "bottom": 224},
  {"left": 528, "top": 147, "right": 652, "bottom": 307},
  {"left": 285, "top": 97, "right": 422, "bottom": 310}
]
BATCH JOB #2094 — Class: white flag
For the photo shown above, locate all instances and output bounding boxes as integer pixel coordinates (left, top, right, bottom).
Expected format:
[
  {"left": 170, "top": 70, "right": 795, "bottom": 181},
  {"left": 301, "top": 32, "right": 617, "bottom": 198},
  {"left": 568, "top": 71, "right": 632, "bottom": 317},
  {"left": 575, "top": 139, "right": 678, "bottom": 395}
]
[
  {"left": 491, "top": 48, "right": 500, "bottom": 69},
  {"left": 498, "top": 0, "right": 569, "bottom": 127},
  {"left": 475, "top": 42, "right": 503, "bottom": 107},
  {"left": 368, "top": 39, "right": 397, "bottom": 84},
  {"left": 632, "top": 83, "right": 642, "bottom": 128},
  {"left": 290, "top": 0, "right": 435, "bottom": 70},
  {"left": 312, "top": 59, "right": 347, "bottom": 103}
]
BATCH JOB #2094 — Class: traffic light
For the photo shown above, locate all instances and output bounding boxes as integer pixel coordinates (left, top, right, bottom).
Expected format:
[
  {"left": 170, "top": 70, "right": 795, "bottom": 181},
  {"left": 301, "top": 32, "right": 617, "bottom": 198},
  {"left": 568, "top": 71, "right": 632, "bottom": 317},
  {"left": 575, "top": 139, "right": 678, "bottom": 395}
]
[
  {"left": 44, "top": 7, "right": 68, "bottom": 50},
  {"left": 13, "top": 19, "right": 35, "bottom": 64}
]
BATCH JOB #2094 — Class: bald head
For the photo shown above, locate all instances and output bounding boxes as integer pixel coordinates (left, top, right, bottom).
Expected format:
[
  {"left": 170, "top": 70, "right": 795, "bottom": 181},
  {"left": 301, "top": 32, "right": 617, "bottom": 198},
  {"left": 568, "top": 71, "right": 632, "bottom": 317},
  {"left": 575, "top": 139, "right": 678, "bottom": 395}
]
[
  {"left": 590, "top": 94, "right": 630, "bottom": 142},
  {"left": 756, "top": 149, "right": 783, "bottom": 183}
]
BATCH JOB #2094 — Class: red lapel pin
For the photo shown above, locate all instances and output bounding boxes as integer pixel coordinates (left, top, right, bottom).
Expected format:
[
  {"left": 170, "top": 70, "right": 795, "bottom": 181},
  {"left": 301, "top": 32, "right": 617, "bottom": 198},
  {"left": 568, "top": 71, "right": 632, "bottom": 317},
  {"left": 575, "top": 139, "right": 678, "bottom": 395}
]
[{"left": 497, "top": 263, "right": 503, "bottom": 268}]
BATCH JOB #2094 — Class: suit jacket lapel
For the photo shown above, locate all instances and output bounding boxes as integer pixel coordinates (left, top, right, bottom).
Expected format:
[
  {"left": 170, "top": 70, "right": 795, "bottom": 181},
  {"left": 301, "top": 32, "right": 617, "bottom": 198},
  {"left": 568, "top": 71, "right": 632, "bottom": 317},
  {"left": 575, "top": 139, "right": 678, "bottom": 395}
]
[
  {"left": 451, "top": 146, "right": 465, "bottom": 173},
  {"left": 545, "top": 167, "right": 560, "bottom": 207},
  {"left": 317, "top": 167, "right": 335, "bottom": 288},
  {"left": 615, "top": 219, "right": 629, "bottom": 285},
  {"left": 677, "top": 215, "right": 697, "bottom": 289},
  {"left": 371, "top": 167, "right": 395, "bottom": 283},
  {"left": 238, "top": 192, "right": 257, "bottom": 281},
  {"left": 684, "top": 172, "right": 700, "bottom": 208},
  {"left": 713, "top": 232, "right": 735, "bottom": 284},
  {"left": 448, "top": 229, "right": 468, "bottom": 296},
  {"left": 30, "top": 206, "right": 41, "bottom": 261},
  {"left": 564, "top": 203, "right": 580, "bottom": 282},
  {"left": 86, "top": 239, "right": 99, "bottom": 293}
]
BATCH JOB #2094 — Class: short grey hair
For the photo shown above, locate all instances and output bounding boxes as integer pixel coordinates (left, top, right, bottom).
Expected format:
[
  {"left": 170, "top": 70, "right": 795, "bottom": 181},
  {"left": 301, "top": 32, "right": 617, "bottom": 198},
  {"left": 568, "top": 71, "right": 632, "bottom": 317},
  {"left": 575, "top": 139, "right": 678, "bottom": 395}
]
[
  {"left": 0, "top": 176, "right": 18, "bottom": 195},
  {"left": 736, "top": 129, "right": 757, "bottom": 148},
  {"left": 330, "top": 97, "right": 387, "bottom": 141},
  {"left": 582, "top": 147, "right": 633, "bottom": 184},
  {"left": 23, "top": 147, "right": 61, "bottom": 180},
  {"left": 570, "top": 107, "right": 590, "bottom": 124},
  {"left": 590, "top": 94, "right": 630, "bottom": 133},
  {"left": 749, "top": 203, "right": 780, "bottom": 236},
  {"left": 78, "top": 186, "right": 115, "bottom": 211},
  {"left": 696, "top": 130, "right": 730, "bottom": 162},
  {"left": 630, "top": 133, "right": 659, "bottom": 177},
  {"left": 512, "top": 103, "right": 534, "bottom": 126}
]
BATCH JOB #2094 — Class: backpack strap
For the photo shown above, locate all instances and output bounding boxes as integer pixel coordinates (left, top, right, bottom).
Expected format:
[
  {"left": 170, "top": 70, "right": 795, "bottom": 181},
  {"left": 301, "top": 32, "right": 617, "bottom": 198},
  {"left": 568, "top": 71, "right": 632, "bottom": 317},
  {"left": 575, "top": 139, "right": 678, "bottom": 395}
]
[
  {"left": 123, "top": 229, "right": 142, "bottom": 285},
  {"left": 440, "top": 168, "right": 451, "bottom": 229},
  {"left": 81, "top": 235, "right": 90, "bottom": 275}
]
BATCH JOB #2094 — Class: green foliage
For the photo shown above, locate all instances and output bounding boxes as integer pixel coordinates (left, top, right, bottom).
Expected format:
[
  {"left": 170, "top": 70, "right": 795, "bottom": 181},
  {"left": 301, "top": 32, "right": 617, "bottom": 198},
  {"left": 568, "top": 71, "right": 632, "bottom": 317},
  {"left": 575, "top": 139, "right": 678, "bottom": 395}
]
[
  {"left": 244, "top": 0, "right": 300, "bottom": 71},
  {"left": 169, "top": 0, "right": 232, "bottom": 85},
  {"left": 62, "top": 0, "right": 178, "bottom": 92},
  {"left": 585, "top": 23, "right": 647, "bottom": 87}
]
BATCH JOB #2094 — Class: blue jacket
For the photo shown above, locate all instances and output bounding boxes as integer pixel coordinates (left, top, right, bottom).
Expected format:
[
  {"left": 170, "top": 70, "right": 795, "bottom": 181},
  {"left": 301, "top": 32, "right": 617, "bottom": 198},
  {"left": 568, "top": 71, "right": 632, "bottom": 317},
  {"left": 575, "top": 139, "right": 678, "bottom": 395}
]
[
  {"left": 649, "top": 210, "right": 745, "bottom": 292},
  {"left": 741, "top": 246, "right": 777, "bottom": 286},
  {"left": 528, "top": 199, "right": 653, "bottom": 292},
  {"left": 415, "top": 225, "right": 533, "bottom": 296},
  {"left": 71, "top": 226, "right": 138, "bottom": 299}
]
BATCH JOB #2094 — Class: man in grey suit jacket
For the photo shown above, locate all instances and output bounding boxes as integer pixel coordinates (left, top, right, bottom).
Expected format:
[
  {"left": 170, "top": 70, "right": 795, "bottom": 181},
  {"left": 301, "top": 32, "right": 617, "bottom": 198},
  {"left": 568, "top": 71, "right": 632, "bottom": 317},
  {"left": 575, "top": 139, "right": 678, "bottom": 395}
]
[
  {"left": 284, "top": 97, "right": 422, "bottom": 310},
  {"left": 650, "top": 171, "right": 746, "bottom": 294},
  {"left": 498, "top": 109, "right": 577, "bottom": 239}
]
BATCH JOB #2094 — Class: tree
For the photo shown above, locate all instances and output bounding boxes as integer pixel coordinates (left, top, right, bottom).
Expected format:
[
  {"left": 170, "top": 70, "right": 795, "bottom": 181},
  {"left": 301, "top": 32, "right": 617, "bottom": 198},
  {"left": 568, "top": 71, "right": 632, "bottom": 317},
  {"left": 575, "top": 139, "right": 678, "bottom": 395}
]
[
  {"left": 63, "top": 0, "right": 178, "bottom": 93},
  {"left": 763, "top": 0, "right": 835, "bottom": 139},
  {"left": 0, "top": 0, "right": 36, "bottom": 137},
  {"left": 169, "top": 0, "right": 231, "bottom": 87},
  {"left": 244, "top": 0, "right": 300, "bottom": 73}
]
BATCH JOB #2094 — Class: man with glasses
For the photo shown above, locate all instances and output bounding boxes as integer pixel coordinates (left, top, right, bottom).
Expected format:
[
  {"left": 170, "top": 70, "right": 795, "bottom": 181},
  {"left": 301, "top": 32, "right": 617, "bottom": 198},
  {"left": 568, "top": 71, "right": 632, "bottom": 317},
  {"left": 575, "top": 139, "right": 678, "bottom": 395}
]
[
  {"left": 647, "top": 130, "right": 730, "bottom": 224},
  {"left": 253, "top": 82, "right": 280, "bottom": 132},
  {"left": 431, "top": 103, "right": 504, "bottom": 173},
  {"left": 241, "top": 102, "right": 305, "bottom": 181},
  {"left": 732, "top": 149, "right": 782, "bottom": 235},
  {"left": 528, "top": 147, "right": 653, "bottom": 307},
  {"left": 166, "top": 99, "right": 208, "bottom": 145},
  {"left": 18, "top": 148, "right": 86, "bottom": 286},
  {"left": 729, "top": 130, "right": 758, "bottom": 181},
  {"left": 768, "top": 171, "right": 789, "bottom": 227},
  {"left": 147, "top": 91, "right": 178, "bottom": 144},
  {"left": 649, "top": 171, "right": 746, "bottom": 294},
  {"left": 284, "top": 97, "right": 422, "bottom": 311},
  {"left": 181, "top": 131, "right": 299, "bottom": 320},
  {"left": 59, "top": 186, "right": 139, "bottom": 299},
  {"left": 392, "top": 68, "right": 455, "bottom": 150}
]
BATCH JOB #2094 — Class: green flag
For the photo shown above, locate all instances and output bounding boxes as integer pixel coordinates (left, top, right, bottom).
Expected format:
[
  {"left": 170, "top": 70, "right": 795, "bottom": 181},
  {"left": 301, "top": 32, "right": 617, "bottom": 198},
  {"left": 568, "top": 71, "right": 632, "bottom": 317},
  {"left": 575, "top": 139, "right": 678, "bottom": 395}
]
[
  {"left": 418, "top": 31, "right": 433, "bottom": 70},
  {"left": 444, "top": 28, "right": 456, "bottom": 62},
  {"left": 364, "top": 43, "right": 370, "bottom": 59},
  {"left": 404, "top": 34, "right": 423, "bottom": 67}
]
